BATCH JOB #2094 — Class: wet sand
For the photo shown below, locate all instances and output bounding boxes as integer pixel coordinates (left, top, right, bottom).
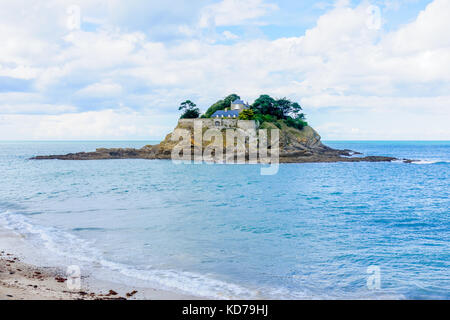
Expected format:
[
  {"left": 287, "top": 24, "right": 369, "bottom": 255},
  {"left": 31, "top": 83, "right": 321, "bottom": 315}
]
[{"left": 0, "top": 227, "right": 199, "bottom": 300}]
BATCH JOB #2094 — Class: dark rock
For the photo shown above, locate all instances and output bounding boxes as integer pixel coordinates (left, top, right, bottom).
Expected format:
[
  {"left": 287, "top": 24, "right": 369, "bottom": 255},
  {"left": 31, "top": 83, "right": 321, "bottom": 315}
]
[
  {"left": 108, "top": 289, "right": 118, "bottom": 296},
  {"left": 126, "top": 290, "right": 138, "bottom": 297}
]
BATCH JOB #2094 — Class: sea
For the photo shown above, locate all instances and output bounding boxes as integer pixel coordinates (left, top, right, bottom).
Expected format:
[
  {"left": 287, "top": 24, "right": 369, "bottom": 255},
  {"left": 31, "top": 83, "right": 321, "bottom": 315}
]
[{"left": 0, "top": 141, "right": 448, "bottom": 299}]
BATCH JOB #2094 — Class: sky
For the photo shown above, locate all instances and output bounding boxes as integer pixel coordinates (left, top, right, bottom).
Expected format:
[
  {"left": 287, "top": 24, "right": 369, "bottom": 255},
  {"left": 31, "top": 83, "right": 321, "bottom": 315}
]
[{"left": 0, "top": 0, "right": 449, "bottom": 140}]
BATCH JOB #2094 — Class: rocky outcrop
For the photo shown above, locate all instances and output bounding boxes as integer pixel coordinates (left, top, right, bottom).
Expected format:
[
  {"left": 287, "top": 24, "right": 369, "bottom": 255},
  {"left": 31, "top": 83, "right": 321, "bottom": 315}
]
[{"left": 31, "top": 119, "right": 410, "bottom": 163}]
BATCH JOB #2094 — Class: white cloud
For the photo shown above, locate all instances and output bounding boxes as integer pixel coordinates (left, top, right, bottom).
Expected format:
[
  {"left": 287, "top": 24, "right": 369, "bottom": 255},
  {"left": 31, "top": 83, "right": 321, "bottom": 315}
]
[
  {"left": 199, "top": 0, "right": 278, "bottom": 28},
  {"left": 0, "top": 65, "right": 39, "bottom": 80},
  {"left": 383, "top": 0, "right": 450, "bottom": 54},
  {"left": 75, "top": 80, "right": 123, "bottom": 98},
  {"left": 0, "top": 108, "right": 174, "bottom": 140},
  {"left": 0, "top": 104, "right": 76, "bottom": 115},
  {"left": 302, "top": 95, "right": 450, "bottom": 112},
  {"left": 0, "top": 0, "right": 449, "bottom": 140},
  {"left": 222, "top": 30, "right": 239, "bottom": 40},
  {"left": 0, "top": 92, "right": 77, "bottom": 115}
]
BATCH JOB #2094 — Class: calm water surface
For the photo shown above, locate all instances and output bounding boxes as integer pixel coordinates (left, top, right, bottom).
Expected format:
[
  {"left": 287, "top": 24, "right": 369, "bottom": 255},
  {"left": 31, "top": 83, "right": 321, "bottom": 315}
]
[{"left": 0, "top": 141, "right": 449, "bottom": 299}]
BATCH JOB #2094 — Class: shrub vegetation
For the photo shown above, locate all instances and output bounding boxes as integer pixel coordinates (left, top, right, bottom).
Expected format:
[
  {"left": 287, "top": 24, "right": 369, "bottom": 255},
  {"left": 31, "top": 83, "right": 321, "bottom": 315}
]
[
  {"left": 202, "top": 94, "right": 240, "bottom": 118},
  {"left": 180, "top": 94, "right": 308, "bottom": 130}
]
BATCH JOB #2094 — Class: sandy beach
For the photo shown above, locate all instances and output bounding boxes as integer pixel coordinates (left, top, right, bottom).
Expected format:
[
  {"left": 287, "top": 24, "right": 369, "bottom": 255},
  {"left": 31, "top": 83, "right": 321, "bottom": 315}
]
[
  {"left": 0, "top": 227, "right": 199, "bottom": 300},
  {"left": 0, "top": 251, "right": 107, "bottom": 300}
]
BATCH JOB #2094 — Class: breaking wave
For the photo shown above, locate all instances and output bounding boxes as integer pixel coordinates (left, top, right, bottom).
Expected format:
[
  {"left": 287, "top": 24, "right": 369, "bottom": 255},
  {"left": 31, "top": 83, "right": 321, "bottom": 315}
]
[
  {"left": 0, "top": 210, "right": 261, "bottom": 299},
  {"left": 411, "top": 160, "right": 450, "bottom": 165}
]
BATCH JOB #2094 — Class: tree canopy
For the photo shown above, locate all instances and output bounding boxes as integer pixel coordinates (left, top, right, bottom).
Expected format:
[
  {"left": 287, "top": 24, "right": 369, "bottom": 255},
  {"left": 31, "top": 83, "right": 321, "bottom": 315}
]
[
  {"left": 251, "top": 95, "right": 304, "bottom": 120},
  {"left": 179, "top": 100, "right": 200, "bottom": 119},
  {"left": 250, "top": 95, "right": 307, "bottom": 130},
  {"left": 202, "top": 94, "right": 240, "bottom": 118},
  {"left": 177, "top": 93, "right": 308, "bottom": 130},
  {"left": 238, "top": 109, "right": 255, "bottom": 120}
]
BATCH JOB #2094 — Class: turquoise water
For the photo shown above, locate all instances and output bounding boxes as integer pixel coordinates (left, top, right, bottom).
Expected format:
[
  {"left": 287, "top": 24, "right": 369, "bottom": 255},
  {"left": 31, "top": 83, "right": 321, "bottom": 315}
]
[{"left": 0, "top": 141, "right": 449, "bottom": 299}]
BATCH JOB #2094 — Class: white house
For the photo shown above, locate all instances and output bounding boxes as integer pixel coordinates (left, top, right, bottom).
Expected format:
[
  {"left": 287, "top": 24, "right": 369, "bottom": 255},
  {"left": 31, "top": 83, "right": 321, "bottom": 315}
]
[
  {"left": 211, "top": 99, "right": 250, "bottom": 119},
  {"left": 230, "top": 99, "right": 249, "bottom": 111}
]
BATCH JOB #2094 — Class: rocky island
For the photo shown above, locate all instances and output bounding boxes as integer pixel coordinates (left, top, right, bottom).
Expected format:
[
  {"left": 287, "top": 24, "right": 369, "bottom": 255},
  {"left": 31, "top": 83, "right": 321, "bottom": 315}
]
[
  {"left": 31, "top": 94, "right": 412, "bottom": 163},
  {"left": 30, "top": 119, "right": 410, "bottom": 163}
]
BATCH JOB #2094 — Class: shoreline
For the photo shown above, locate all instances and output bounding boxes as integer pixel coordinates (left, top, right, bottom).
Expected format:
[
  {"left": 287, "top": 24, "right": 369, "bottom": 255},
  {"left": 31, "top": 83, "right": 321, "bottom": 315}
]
[
  {"left": 0, "top": 227, "right": 200, "bottom": 300},
  {"left": 27, "top": 122, "right": 414, "bottom": 164},
  {"left": 30, "top": 148, "right": 406, "bottom": 163}
]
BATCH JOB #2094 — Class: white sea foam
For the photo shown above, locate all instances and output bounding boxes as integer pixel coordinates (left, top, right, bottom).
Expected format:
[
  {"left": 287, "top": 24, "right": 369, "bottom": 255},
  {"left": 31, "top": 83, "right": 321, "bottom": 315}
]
[
  {"left": 0, "top": 210, "right": 261, "bottom": 299},
  {"left": 411, "top": 159, "right": 450, "bottom": 165}
]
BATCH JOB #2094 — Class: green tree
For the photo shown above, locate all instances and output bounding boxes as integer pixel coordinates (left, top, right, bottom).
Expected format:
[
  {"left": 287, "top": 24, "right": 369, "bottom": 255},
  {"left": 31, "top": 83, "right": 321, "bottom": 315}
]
[
  {"left": 249, "top": 94, "right": 308, "bottom": 130},
  {"left": 290, "top": 102, "right": 304, "bottom": 119},
  {"left": 179, "top": 100, "right": 200, "bottom": 119},
  {"left": 252, "top": 95, "right": 305, "bottom": 120},
  {"left": 284, "top": 116, "right": 308, "bottom": 130},
  {"left": 238, "top": 109, "right": 255, "bottom": 120},
  {"left": 275, "top": 98, "right": 293, "bottom": 119},
  {"left": 251, "top": 95, "right": 282, "bottom": 118},
  {"left": 274, "top": 98, "right": 304, "bottom": 119},
  {"left": 253, "top": 113, "right": 277, "bottom": 124},
  {"left": 283, "top": 101, "right": 306, "bottom": 129},
  {"left": 203, "top": 94, "right": 240, "bottom": 118}
]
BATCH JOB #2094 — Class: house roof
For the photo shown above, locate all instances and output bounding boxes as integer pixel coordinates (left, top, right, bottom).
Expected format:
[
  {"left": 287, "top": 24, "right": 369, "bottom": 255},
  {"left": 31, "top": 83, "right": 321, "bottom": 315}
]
[
  {"left": 232, "top": 99, "right": 245, "bottom": 104},
  {"left": 211, "top": 110, "right": 240, "bottom": 118}
]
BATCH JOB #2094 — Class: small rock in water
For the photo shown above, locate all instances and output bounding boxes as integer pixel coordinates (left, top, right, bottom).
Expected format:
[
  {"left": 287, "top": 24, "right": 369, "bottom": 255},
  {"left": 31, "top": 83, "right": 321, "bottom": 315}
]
[{"left": 126, "top": 290, "right": 138, "bottom": 297}]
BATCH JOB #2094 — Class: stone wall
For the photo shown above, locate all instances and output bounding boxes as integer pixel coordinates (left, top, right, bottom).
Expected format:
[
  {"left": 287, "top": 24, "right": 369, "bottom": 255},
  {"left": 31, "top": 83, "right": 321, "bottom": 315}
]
[{"left": 178, "top": 118, "right": 256, "bottom": 130}]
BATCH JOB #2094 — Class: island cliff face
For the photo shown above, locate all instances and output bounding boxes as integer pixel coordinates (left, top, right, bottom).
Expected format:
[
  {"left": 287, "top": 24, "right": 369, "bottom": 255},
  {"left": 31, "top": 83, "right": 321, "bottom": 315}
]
[{"left": 31, "top": 119, "right": 405, "bottom": 163}]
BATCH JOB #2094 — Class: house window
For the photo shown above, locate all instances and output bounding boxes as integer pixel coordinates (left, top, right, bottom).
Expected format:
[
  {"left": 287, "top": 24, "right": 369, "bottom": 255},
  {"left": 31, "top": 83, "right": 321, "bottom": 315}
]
[{"left": 215, "top": 121, "right": 220, "bottom": 126}]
